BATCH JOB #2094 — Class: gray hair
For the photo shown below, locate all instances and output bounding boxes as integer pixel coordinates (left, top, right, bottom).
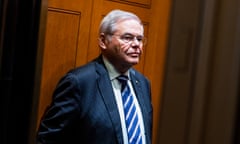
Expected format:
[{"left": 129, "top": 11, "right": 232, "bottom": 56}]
[{"left": 99, "top": 9, "right": 143, "bottom": 35}]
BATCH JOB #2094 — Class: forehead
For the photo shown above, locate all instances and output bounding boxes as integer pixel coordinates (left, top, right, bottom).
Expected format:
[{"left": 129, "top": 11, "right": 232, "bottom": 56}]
[{"left": 114, "top": 19, "right": 144, "bottom": 35}]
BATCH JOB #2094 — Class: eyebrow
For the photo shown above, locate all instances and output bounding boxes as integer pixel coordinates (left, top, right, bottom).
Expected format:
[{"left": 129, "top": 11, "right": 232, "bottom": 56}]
[{"left": 122, "top": 33, "right": 144, "bottom": 37}]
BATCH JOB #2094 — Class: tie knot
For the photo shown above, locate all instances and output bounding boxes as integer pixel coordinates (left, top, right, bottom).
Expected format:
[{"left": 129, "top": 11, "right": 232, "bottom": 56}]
[
  {"left": 117, "top": 75, "right": 128, "bottom": 82},
  {"left": 117, "top": 75, "right": 128, "bottom": 91}
]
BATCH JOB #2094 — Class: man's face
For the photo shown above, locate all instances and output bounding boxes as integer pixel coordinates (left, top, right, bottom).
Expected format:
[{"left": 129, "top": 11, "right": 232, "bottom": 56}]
[{"left": 102, "top": 19, "right": 144, "bottom": 72}]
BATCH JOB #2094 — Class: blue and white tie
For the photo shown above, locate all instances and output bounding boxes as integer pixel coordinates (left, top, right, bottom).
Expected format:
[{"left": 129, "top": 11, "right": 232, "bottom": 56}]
[{"left": 117, "top": 75, "right": 142, "bottom": 144}]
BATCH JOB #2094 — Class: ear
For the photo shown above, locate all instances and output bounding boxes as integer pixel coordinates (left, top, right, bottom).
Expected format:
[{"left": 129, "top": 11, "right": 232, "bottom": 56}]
[{"left": 98, "top": 33, "right": 107, "bottom": 49}]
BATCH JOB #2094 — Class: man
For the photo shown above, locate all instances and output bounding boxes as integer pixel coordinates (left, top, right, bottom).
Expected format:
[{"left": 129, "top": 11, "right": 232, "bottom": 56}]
[{"left": 37, "top": 9, "right": 153, "bottom": 144}]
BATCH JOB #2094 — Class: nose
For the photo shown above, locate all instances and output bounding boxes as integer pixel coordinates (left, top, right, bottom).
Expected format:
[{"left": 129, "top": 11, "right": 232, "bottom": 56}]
[{"left": 131, "top": 37, "right": 140, "bottom": 46}]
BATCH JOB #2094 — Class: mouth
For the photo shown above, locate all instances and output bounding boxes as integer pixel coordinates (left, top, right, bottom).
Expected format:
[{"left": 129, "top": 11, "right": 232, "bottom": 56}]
[{"left": 127, "top": 52, "right": 140, "bottom": 57}]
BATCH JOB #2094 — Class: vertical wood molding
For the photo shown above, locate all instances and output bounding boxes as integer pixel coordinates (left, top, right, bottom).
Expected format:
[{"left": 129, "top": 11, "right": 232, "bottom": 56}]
[{"left": 29, "top": 0, "right": 48, "bottom": 143}]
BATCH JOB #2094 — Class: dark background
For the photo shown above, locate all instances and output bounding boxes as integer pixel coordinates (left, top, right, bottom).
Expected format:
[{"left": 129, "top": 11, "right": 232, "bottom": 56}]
[{"left": 0, "top": 0, "right": 41, "bottom": 143}]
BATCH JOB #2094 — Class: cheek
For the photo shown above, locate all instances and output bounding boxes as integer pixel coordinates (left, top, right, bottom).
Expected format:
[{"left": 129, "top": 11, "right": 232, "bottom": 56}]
[{"left": 120, "top": 43, "right": 131, "bottom": 52}]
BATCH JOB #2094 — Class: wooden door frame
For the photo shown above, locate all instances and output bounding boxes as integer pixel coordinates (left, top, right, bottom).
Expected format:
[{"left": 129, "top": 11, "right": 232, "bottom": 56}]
[{"left": 29, "top": 0, "right": 48, "bottom": 143}]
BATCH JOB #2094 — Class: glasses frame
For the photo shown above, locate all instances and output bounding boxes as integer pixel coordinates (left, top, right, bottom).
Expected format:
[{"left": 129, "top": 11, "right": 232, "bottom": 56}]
[{"left": 110, "top": 33, "right": 147, "bottom": 46}]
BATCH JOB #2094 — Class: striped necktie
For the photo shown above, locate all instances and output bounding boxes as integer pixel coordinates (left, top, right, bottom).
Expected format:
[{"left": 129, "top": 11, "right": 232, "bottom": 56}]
[{"left": 117, "top": 75, "right": 142, "bottom": 144}]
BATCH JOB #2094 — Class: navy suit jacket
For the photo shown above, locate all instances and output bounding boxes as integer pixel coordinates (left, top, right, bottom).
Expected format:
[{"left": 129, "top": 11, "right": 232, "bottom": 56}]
[{"left": 37, "top": 55, "right": 153, "bottom": 144}]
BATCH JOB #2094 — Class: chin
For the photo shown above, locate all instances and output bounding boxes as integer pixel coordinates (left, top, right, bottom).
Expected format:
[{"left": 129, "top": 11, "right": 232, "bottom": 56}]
[
  {"left": 125, "top": 57, "right": 140, "bottom": 65},
  {"left": 130, "top": 60, "right": 139, "bottom": 65}
]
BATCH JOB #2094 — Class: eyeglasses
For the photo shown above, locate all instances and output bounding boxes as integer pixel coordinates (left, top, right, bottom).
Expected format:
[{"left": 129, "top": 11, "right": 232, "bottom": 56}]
[{"left": 111, "top": 33, "right": 147, "bottom": 45}]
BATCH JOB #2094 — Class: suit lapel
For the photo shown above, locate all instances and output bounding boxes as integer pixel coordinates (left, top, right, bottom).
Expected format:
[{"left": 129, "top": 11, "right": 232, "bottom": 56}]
[
  {"left": 95, "top": 58, "right": 123, "bottom": 144},
  {"left": 130, "top": 70, "right": 147, "bottom": 113},
  {"left": 130, "top": 70, "right": 150, "bottom": 137}
]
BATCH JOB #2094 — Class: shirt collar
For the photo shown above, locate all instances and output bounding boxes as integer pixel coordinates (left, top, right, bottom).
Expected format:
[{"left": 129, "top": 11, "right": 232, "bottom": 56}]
[{"left": 102, "top": 56, "right": 130, "bottom": 81}]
